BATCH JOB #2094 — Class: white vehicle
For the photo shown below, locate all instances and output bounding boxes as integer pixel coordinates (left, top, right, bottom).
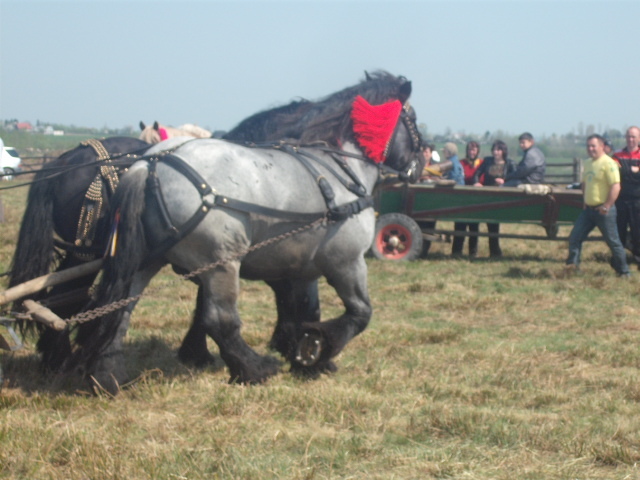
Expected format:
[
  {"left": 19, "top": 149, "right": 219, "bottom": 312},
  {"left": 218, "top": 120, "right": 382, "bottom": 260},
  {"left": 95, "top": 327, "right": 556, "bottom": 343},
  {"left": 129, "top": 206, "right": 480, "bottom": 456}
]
[{"left": 1, "top": 147, "right": 22, "bottom": 180}]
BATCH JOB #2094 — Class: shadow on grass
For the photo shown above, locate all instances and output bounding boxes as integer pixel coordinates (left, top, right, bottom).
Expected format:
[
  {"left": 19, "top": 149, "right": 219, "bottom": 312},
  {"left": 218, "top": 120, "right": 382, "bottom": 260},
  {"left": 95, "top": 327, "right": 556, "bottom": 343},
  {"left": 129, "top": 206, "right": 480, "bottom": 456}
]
[
  {"left": 503, "top": 266, "right": 559, "bottom": 279},
  {"left": 0, "top": 336, "right": 225, "bottom": 396},
  {"left": 422, "top": 252, "right": 555, "bottom": 263}
]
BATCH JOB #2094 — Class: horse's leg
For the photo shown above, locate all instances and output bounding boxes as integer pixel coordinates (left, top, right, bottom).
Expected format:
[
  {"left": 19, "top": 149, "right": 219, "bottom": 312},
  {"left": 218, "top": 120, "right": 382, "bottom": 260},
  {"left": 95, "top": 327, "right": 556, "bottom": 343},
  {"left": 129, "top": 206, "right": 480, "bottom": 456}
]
[
  {"left": 80, "top": 262, "right": 162, "bottom": 395},
  {"left": 179, "top": 279, "right": 320, "bottom": 368},
  {"left": 36, "top": 328, "right": 72, "bottom": 373},
  {"left": 200, "top": 261, "right": 280, "bottom": 384},
  {"left": 177, "top": 284, "right": 217, "bottom": 367},
  {"left": 37, "top": 256, "right": 98, "bottom": 373},
  {"left": 291, "top": 256, "right": 371, "bottom": 377},
  {"left": 266, "top": 279, "right": 320, "bottom": 358}
]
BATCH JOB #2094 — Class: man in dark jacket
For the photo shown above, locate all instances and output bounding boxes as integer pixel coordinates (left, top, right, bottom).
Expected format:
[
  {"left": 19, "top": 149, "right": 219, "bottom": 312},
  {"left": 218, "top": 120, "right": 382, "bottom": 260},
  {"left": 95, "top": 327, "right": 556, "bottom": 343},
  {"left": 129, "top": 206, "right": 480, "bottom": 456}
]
[
  {"left": 613, "top": 126, "right": 640, "bottom": 264},
  {"left": 500, "top": 132, "right": 546, "bottom": 187}
]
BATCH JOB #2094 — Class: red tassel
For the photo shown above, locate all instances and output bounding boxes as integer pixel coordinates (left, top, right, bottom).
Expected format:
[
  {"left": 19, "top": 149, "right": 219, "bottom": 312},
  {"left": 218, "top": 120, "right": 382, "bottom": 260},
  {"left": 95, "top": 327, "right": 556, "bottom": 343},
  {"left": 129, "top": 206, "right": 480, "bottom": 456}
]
[{"left": 351, "top": 95, "right": 402, "bottom": 163}]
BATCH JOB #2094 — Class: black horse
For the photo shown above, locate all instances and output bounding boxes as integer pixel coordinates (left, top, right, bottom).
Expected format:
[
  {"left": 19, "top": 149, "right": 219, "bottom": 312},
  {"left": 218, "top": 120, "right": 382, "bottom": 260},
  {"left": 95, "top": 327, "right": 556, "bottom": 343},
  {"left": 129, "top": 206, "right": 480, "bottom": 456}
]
[{"left": 8, "top": 137, "right": 150, "bottom": 369}]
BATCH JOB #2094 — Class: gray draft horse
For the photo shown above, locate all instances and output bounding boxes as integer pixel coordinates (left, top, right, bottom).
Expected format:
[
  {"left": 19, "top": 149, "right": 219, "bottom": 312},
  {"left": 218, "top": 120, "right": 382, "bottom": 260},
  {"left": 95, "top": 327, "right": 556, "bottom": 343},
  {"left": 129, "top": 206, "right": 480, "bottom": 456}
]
[
  {"left": 9, "top": 72, "right": 417, "bottom": 379},
  {"left": 70, "top": 82, "right": 424, "bottom": 393}
]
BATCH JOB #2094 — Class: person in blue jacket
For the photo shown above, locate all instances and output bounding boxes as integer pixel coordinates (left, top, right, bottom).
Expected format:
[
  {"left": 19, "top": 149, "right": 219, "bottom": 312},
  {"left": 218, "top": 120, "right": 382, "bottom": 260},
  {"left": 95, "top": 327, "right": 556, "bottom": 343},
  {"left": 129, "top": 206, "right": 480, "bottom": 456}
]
[{"left": 441, "top": 142, "right": 464, "bottom": 186}]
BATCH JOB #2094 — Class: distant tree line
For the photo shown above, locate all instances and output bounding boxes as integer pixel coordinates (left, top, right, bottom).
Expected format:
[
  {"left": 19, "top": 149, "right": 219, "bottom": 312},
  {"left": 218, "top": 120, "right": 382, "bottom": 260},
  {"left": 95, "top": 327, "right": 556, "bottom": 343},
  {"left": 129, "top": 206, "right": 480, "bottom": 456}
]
[{"left": 1, "top": 118, "right": 627, "bottom": 163}]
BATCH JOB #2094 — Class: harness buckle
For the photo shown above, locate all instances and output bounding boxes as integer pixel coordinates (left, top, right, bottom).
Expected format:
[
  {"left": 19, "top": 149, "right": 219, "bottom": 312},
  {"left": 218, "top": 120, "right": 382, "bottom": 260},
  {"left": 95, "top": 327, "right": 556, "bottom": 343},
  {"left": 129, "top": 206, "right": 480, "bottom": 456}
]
[{"left": 202, "top": 193, "right": 216, "bottom": 209}]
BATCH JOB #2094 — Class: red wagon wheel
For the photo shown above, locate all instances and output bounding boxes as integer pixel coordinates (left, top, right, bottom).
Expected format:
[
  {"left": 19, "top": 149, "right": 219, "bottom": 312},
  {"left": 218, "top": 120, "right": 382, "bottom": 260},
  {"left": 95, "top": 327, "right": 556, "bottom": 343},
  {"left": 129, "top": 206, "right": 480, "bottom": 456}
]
[{"left": 371, "top": 213, "right": 423, "bottom": 261}]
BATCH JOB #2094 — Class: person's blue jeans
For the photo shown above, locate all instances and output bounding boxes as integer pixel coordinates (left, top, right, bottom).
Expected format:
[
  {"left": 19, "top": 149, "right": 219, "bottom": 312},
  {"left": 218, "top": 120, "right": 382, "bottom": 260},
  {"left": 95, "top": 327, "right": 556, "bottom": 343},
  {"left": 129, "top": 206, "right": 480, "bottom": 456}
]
[{"left": 566, "top": 205, "right": 629, "bottom": 274}]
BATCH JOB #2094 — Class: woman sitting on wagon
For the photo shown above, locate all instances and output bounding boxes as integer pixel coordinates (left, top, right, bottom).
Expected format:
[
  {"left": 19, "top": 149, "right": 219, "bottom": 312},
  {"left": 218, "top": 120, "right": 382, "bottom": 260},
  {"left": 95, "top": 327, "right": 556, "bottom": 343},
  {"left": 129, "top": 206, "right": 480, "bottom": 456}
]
[
  {"left": 452, "top": 141, "right": 484, "bottom": 257},
  {"left": 472, "top": 140, "right": 516, "bottom": 257}
]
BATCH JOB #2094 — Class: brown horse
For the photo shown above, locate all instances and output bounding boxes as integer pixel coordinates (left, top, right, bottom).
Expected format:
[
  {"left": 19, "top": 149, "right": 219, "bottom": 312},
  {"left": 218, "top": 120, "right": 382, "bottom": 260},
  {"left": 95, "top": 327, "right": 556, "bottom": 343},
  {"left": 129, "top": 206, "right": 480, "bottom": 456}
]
[{"left": 139, "top": 121, "right": 212, "bottom": 144}]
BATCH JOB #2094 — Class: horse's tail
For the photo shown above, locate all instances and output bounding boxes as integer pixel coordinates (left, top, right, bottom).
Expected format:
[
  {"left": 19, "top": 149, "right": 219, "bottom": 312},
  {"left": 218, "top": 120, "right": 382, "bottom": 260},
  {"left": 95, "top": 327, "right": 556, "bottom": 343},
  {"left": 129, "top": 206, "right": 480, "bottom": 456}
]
[
  {"left": 8, "top": 169, "right": 57, "bottom": 289},
  {"left": 71, "top": 165, "right": 150, "bottom": 371},
  {"left": 7, "top": 168, "right": 57, "bottom": 337}
]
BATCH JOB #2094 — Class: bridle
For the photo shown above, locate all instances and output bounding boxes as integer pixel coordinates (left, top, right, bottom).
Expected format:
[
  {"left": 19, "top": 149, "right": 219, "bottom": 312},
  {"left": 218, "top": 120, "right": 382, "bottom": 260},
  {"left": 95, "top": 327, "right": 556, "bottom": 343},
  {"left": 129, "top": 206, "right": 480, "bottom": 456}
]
[{"left": 383, "top": 103, "right": 423, "bottom": 181}]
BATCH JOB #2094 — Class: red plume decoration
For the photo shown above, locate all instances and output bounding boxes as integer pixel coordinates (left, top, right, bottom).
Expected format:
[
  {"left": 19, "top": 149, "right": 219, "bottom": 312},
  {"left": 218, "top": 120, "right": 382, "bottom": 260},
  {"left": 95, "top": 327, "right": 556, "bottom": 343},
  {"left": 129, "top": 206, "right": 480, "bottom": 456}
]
[{"left": 350, "top": 95, "right": 403, "bottom": 164}]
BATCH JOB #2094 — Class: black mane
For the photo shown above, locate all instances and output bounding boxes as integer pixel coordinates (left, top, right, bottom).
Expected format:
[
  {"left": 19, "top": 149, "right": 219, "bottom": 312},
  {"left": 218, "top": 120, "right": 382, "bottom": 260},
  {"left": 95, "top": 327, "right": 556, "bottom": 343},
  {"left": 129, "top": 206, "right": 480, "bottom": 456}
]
[
  {"left": 224, "top": 71, "right": 412, "bottom": 147},
  {"left": 224, "top": 99, "right": 312, "bottom": 142}
]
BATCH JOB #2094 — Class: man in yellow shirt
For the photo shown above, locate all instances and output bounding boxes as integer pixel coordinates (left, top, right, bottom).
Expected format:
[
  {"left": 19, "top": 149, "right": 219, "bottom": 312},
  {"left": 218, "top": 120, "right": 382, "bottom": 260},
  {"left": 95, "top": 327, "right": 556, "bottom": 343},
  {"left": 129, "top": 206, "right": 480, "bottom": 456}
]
[{"left": 565, "top": 134, "right": 630, "bottom": 277}]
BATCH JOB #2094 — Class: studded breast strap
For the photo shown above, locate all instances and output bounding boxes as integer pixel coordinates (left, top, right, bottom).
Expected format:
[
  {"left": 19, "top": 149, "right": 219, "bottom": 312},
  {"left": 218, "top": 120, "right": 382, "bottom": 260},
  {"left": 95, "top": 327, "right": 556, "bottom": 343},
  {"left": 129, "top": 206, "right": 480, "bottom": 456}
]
[{"left": 74, "top": 139, "right": 120, "bottom": 260}]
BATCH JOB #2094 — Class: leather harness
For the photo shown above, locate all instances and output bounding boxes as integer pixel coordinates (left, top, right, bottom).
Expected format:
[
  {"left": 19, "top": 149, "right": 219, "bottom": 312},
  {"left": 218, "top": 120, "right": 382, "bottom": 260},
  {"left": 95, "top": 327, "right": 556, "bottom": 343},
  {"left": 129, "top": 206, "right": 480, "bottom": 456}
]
[
  {"left": 72, "top": 139, "right": 120, "bottom": 259},
  {"left": 57, "top": 139, "right": 144, "bottom": 260},
  {"left": 143, "top": 142, "right": 377, "bottom": 259}
]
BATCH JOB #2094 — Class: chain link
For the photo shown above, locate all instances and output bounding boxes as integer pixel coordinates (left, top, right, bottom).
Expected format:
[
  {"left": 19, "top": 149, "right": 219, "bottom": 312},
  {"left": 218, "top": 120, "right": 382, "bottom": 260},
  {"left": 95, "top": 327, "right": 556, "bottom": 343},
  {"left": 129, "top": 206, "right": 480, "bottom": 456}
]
[{"left": 67, "top": 216, "right": 327, "bottom": 326}]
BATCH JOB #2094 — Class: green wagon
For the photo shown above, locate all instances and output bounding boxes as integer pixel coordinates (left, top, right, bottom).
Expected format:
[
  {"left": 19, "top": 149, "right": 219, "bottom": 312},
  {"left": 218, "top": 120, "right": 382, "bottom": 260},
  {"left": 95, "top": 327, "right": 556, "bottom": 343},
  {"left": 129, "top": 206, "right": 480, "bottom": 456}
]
[{"left": 371, "top": 182, "right": 584, "bottom": 260}]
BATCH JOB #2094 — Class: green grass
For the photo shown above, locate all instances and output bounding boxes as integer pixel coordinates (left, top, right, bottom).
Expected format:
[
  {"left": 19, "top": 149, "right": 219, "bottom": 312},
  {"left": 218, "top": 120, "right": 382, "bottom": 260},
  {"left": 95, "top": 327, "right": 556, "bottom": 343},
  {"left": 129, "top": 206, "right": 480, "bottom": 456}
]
[{"left": 1, "top": 180, "right": 640, "bottom": 479}]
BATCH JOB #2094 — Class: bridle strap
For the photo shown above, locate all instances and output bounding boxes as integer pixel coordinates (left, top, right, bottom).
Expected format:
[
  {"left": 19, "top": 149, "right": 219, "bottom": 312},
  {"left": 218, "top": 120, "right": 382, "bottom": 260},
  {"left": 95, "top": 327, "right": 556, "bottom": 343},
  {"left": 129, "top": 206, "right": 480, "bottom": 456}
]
[{"left": 379, "top": 105, "right": 422, "bottom": 181}]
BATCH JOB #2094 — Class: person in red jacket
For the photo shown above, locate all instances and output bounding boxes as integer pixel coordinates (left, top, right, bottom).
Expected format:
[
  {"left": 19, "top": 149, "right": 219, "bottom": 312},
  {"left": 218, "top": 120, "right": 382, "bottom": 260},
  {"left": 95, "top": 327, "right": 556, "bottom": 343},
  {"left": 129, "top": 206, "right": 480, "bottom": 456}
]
[
  {"left": 452, "top": 141, "right": 483, "bottom": 256},
  {"left": 613, "top": 126, "right": 640, "bottom": 265}
]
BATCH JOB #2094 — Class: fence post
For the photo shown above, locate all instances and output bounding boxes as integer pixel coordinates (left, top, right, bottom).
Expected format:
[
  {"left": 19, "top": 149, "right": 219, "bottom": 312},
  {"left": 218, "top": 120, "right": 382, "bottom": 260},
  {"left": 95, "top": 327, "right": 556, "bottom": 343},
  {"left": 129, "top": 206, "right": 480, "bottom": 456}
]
[{"left": 573, "top": 158, "right": 583, "bottom": 183}]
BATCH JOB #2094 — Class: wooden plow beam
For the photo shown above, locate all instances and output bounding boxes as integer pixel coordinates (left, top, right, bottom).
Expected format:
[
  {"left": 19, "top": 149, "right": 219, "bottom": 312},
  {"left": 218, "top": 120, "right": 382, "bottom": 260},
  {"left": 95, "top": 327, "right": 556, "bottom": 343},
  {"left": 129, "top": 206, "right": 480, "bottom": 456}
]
[
  {"left": 0, "top": 259, "right": 102, "bottom": 307},
  {"left": 0, "top": 259, "right": 103, "bottom": 331}
]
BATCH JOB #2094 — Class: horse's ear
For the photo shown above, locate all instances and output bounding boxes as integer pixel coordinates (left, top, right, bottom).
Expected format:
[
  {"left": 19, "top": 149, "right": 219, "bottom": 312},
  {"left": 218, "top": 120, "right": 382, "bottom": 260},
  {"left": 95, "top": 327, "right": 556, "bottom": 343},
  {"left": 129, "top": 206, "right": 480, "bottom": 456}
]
[
  {"left": 398, "top": 80, "right": 412, "bottom": 104},
  {"left": 139, "top": 121, "right": 146, "bottom": 130},
  {"left": 364, "top": 71, "right": 372, "bottom": 81},
  {"left": 153, "top": 121, "right": 160, "bottom": 131}
]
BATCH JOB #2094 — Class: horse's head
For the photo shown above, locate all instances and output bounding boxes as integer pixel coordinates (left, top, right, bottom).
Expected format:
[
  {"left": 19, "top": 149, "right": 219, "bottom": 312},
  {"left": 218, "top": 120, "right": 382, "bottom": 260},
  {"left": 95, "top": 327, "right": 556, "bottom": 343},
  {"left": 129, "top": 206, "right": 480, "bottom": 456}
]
[
  {"left": 387, "top": 103, "right": 425, "bottom": 183},
  {"left": 139, "top": 121, "right": 166, "bottom": 144},
  {"left": 350, "top": 95, "right": 424, "bottom": 183}
]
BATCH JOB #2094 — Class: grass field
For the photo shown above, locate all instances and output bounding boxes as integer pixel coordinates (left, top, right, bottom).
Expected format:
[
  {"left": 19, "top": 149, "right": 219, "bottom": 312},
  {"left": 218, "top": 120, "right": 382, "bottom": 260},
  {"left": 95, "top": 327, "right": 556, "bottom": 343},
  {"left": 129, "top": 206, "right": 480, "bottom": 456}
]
[{"left": 1, "top": 178, "right": 639, "bottom": 479}]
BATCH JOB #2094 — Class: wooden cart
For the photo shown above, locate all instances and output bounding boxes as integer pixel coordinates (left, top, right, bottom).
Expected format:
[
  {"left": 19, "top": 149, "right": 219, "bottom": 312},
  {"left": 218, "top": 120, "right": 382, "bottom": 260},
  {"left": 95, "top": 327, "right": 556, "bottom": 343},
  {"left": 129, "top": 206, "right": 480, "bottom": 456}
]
[{"left": 371, "top": 182, "right": 584, "bottom": 260}]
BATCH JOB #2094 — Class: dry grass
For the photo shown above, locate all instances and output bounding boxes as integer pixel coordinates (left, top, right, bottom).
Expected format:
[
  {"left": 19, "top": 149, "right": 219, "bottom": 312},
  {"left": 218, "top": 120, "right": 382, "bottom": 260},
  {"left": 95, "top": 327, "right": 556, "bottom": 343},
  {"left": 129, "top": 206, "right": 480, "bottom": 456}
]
[{"left": 1, "top": 181, "right": 640, "bottom": 479}]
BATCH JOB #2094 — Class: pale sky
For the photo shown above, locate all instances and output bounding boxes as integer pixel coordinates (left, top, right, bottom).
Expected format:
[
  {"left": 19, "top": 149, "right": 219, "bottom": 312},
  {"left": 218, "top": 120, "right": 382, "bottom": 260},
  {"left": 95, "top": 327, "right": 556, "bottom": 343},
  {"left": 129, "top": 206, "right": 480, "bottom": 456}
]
[{"left": 1, "top": 0, "right": 638, "bottom": 137}]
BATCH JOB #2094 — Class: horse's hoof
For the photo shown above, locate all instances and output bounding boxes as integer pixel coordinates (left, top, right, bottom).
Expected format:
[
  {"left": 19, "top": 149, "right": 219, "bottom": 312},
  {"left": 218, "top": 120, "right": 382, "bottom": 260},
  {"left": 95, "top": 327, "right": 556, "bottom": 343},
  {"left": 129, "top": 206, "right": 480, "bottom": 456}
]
[
  {"left": 227, "top": 355, "right": 281, "bottom": 385},
  {"left": 290, "top": 360, "right": 338, "bottom": 380},
  {"left": 178, "top": 349, "right": 217, "bottom": 369},
  {"left": 295, "top": 330, "right": 324, "bottom": 367},
  {"left": 89, "top": 372, "right": 123, "bottom": 396},
  {"left": 88, "top": 352, "right": 127, "bottom": 396}
]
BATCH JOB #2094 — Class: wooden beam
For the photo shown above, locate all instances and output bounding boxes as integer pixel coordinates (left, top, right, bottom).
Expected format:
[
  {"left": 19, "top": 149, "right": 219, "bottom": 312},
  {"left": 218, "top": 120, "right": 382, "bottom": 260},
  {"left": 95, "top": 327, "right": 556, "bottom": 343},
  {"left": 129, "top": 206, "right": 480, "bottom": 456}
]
[
  {"left": 22, "top": 299, "right": 68, "bottom": 331},
  {"left": 0, "top": 259, "right": 102, "bottom": 306}
]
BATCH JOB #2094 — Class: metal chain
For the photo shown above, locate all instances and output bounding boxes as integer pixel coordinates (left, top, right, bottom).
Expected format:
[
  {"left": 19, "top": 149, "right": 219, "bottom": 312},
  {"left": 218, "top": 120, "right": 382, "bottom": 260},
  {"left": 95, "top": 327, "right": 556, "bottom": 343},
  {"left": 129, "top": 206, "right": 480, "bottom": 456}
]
[{"left": 67, "top": 216, "right": 327, "bottom": 326}]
